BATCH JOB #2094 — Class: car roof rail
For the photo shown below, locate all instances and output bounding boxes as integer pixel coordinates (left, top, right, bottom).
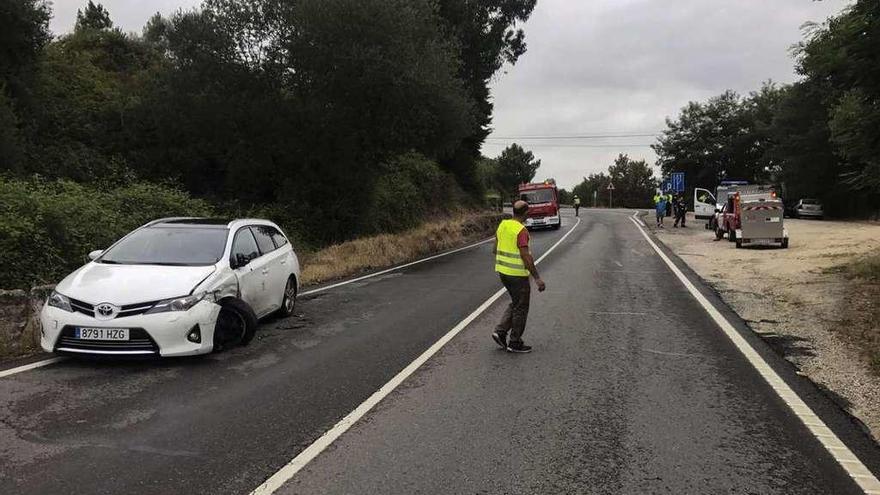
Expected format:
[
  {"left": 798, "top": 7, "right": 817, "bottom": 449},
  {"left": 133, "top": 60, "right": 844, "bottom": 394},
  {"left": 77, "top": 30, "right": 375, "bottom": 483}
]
[{"left": 143, "top": 217, "right": 206, "bottom": 227}]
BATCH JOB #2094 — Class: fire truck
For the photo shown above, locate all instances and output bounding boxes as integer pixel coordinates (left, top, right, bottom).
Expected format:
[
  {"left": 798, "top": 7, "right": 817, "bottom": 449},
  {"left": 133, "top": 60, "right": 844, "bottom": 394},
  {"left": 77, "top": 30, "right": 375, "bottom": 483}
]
[
  {"left": 517, "top": 180, "right": 561, "bottom": 230},
  {"left": 715, "top": 185, "right": 789, "bottom": 248}
]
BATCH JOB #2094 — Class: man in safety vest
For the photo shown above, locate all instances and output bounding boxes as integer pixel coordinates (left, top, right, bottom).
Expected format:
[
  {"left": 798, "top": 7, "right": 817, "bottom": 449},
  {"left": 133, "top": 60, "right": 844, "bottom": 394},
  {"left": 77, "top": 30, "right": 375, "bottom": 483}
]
[
  {"left": 573, "top": 195, "right": 581, "bottom": 217},
  {"left": 492, "top": 200, "right": 546, "bottom": 353}
]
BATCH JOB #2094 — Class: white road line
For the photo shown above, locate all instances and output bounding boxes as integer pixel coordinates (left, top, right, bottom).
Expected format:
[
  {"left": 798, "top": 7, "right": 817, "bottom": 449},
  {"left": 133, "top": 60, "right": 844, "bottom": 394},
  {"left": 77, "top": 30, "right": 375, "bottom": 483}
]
[
  {"left": 632, "top": 209, "right": 646, "bottom": 227},
  {"left": 0, "top": 357, "right": 66, "bottom": 379},
  {"left": 300, "top": 238, "right": 494, "bottom": 296},
  {"left": 250, "top": 217, "right": 582, "bottom": 495},
  {"left": 1, "top": 237, "right": 497, "bottom": 380},
  {"left": 628, "top": 216, "right": 880, "bottom": 494}
]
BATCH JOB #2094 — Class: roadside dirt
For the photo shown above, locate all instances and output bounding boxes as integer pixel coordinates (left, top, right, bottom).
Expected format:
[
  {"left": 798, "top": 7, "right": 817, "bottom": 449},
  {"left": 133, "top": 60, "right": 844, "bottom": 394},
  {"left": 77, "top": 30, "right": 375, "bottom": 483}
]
[{"left": 653, "top": 213, "right": 880, "bottom": 440}]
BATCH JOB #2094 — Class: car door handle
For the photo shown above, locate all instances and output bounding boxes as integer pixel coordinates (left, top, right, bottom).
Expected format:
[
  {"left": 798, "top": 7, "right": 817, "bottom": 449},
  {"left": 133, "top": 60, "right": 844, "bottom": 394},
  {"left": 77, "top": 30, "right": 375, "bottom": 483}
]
[
  {"left": 280, "top": 259, "right": 286, "bottom": 265},
  {"left": 261, "top": 269, "right": 270, "bottom": 275}
]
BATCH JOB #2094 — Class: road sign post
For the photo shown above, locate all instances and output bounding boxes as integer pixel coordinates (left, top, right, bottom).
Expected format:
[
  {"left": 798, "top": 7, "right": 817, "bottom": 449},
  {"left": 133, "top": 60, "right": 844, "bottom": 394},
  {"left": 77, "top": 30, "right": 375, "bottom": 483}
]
[{"left": 607, "top": 183, "right": 615, "bottom": 209}]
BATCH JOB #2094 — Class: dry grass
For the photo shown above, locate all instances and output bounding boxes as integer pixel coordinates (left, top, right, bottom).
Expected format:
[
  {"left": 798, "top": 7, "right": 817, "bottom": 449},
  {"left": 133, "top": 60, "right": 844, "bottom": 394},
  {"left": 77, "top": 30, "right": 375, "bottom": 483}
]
[
  {"left": 846, "top": 251, "right": 880, "bottom": 282},
  {"left": 301, "top": 211, "right": 504, "bottom": 286}
]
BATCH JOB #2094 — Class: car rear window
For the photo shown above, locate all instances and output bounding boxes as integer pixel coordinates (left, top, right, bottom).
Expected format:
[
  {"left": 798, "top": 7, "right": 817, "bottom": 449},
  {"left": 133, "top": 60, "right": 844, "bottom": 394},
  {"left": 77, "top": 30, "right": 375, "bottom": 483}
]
[
  {"left": 250, "top": 226, "right": 277, "bottom": 255},
  {"left": 267, "top": 227, "right": 288, "bottom": 248}
]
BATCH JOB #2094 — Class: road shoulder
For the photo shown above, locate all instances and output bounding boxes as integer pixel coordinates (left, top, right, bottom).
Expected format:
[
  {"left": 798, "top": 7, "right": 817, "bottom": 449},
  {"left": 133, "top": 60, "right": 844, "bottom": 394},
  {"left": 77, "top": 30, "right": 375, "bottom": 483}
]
[{"left": 643, "top": 211, "right": 880, "bottom": 474}]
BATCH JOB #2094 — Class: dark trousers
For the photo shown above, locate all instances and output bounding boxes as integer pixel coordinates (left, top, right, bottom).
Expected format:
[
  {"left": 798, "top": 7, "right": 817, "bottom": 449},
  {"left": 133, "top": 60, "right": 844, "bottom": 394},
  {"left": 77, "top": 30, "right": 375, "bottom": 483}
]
[
  {"left": 674, "top": 208, "right": 686, "bottom": 226},
  {"left": 496, "top": 273, "right": 531, "bottom": 344},
  {"left": 575, "top": 205, "right": 580, "bottom": 217}
]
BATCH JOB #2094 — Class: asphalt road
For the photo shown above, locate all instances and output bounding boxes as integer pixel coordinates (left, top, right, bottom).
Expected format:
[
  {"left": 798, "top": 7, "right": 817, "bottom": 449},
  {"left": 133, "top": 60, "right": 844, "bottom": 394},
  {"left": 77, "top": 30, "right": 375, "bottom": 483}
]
[{"left": 2, "top": 209, "right": 879, "bottom": 494}]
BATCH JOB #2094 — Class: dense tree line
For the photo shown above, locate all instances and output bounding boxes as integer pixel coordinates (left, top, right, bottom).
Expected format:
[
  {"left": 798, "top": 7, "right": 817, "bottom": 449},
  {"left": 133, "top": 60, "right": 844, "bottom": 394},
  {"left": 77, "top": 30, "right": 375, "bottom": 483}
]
[
  {"left": 654, "top": 0, "right": 880, "bottom": 218},
  {"left": 0, "top": 0, "right": 536, "bottom": 245}
]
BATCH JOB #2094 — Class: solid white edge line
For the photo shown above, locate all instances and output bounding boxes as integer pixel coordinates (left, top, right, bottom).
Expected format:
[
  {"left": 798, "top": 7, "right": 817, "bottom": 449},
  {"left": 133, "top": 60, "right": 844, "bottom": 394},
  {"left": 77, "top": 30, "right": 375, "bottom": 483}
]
[
  {"left": 300, "top": 238, "right": 494, "bottom": 296},
  {"left": 0, "top": 357, "right": 66, "bottom": 379},
  {"left": 627, "top": 216, "right": 880, "bottom": 493},
  {"left": 250, "top": 217, "right": 582, "bottom": 495}
]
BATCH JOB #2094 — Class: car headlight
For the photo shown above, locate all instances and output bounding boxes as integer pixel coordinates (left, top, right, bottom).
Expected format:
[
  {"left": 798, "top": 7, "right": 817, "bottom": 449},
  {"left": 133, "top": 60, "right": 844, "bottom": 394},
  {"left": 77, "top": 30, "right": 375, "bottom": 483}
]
[
  {"left": 145, "top": 292, "right": 215, "bottom": 314},
  {"left": 46, "top": 291, "right": 73, "bottom": 312}
]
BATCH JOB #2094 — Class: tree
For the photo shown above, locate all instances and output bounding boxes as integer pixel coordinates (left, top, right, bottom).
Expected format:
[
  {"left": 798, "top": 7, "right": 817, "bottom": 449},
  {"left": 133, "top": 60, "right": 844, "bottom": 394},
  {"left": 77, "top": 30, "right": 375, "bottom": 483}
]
[
  {"left": 797, "top": 1, "right": 880, "bottom": 207},
  {"left": 571, "top": 155, "right": 656, "bottom": 208},
  {"left": 607, "top": 154, "right": 657, "bottom": 208},
  {"left": 76, "top": 1, "right": 112, "bottom": 31},
  {"left": 436, "top": 0, "right": 537, "bottom": 190},
  {"left": 495, "top": 143, "right": 540, "bottom": 198},
  {"left": 0, "top": 0, "right": 51, "bottom": 100}
]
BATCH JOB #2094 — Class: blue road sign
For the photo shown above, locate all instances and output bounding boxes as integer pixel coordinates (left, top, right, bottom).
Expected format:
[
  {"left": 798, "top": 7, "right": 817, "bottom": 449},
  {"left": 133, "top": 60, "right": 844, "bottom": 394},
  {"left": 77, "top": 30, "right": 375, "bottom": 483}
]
[
  {"left": 672, "top": 172, "right": 685, "bottom": 192},
  {"left": 661, "top": 179, "right": 673, "bottom": 193}
]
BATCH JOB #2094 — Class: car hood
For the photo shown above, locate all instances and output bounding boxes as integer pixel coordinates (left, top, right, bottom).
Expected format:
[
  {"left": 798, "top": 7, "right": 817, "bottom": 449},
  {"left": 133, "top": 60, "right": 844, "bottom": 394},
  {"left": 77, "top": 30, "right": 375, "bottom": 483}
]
[{"left": 55, "top": 263, "right": 217, "bottom": 305}]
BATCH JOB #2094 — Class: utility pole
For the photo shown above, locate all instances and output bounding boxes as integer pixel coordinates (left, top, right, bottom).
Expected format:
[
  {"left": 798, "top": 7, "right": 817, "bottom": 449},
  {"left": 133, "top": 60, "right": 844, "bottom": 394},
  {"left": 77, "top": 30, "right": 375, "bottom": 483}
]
[
  {"left": 592, "top": 189, "right": 597, "bottom": 208},
  {"left": 607, "top": 183, "right": 615, "bottom": 209}
]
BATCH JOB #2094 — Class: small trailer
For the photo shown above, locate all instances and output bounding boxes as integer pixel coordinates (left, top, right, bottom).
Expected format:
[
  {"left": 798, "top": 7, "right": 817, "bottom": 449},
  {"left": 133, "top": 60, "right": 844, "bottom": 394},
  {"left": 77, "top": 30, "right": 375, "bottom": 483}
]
[{"left": 734, "top": 191, "right": 789, "bottom": 249}]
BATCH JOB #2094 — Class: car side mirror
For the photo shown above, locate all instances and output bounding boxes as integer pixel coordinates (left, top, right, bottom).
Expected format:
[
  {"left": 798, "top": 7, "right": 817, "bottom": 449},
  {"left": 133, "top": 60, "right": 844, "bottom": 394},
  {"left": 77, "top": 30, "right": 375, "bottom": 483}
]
[
  {"left": 88, "top": 250, "right": 104, "bottom": 261},
  {"left": 231, "top": 253, "right": 250, "bottom": 269}
]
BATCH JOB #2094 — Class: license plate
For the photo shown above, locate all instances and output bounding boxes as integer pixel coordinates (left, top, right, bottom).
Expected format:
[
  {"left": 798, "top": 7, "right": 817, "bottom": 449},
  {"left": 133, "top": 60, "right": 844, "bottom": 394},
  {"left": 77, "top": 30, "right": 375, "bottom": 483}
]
[
  {"left": 532, "top": 219, "right": 545, "bottom": 224},
  {"left": 75, "top": 328, "right": 129, "bottom": 341}
]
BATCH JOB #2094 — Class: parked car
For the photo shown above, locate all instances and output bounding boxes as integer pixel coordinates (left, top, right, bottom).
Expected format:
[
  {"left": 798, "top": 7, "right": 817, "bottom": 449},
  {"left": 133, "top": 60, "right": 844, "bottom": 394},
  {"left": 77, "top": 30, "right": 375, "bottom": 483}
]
[
  {"left": 40, "top": 218, "right": 300, "bottom": 357},
  {"left": 792, "top": 198, "right": 824, "bottom": 219}
]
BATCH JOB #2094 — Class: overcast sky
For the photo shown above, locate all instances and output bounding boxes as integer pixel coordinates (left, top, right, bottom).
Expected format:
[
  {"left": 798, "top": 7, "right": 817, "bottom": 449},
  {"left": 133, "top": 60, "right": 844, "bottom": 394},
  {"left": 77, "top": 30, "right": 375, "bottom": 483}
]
[{"left": 50, "top": 0, "right": 850, "bottom": 189}]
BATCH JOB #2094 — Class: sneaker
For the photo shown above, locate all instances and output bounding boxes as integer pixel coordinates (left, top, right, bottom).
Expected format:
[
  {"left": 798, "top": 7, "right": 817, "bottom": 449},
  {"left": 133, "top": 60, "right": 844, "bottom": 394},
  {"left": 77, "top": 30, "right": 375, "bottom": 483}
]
[
  {"left": 506, "top": 342, "right": 532, "bottom": 353},
  {"left": 491, "top": 331, "right": 508, "bottom": 349}
]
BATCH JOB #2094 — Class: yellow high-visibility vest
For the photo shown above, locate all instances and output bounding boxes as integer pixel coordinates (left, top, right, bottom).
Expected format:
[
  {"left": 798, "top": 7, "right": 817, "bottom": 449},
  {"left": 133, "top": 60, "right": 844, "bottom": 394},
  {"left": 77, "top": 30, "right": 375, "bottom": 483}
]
[
  {"left": 653, "top": 194, "right": 662, "bottom": 204},
  {"left": 495, "top": 219, "right": 529, "bottom": 277}
]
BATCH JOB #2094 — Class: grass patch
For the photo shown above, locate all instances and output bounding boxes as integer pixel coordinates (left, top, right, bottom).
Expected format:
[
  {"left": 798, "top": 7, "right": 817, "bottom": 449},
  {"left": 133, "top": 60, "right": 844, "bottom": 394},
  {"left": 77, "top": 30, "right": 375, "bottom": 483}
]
[
  {"left": 301, "top": 211, "right": 503, "bottom": 287},
  {"left": 845, "top": 251, "right": 880, "bottom": 282},
  {"left": 834, "top": 249, "right": 880, "bottom": 376}
]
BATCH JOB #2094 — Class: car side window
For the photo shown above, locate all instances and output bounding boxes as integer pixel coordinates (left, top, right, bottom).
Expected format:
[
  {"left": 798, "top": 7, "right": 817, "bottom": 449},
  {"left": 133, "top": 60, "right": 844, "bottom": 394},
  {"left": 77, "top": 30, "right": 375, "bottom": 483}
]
[
  {"left": 267, "top": 227, "right": 288, "bottom": 249},
  {"left": 250, "top": 226, "right": 277, "bottom": 255},
  {"left": 231, "top": 229, "right": 260, "bottom": 266}
]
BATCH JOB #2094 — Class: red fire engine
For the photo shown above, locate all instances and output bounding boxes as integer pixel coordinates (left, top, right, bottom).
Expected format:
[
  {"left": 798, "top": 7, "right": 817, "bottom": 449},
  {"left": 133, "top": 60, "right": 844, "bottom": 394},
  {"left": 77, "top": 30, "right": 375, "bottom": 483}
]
[{"left": 517, "top": 180, "right": 561, "bottom": 230}]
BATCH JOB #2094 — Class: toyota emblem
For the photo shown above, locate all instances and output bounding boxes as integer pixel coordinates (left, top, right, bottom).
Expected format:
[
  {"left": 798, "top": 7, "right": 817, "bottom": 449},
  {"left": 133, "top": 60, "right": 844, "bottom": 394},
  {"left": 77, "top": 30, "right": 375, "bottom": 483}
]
[{"left": 95, "top": 303, "right": 118, "bottom": 320}]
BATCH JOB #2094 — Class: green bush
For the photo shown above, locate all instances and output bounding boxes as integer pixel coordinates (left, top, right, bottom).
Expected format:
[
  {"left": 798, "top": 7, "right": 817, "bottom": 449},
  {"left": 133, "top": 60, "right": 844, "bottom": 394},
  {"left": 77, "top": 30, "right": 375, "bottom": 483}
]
[
  {"left": 0, "top": 177, "right": 213, "bottom": 289},
  {"left": 366, "top": 152, "right": 468, "bottom": 234}
]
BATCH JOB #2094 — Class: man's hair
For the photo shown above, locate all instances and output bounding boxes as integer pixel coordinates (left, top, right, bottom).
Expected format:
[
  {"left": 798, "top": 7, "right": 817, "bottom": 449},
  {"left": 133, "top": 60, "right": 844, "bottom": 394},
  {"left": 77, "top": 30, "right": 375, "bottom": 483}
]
[{"left": 513, "top": 200, "right": 529, "bottom": 217}]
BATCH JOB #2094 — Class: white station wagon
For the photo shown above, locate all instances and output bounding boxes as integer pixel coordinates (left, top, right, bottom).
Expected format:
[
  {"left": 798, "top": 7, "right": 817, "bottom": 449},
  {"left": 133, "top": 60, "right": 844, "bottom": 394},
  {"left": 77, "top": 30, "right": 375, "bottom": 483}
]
[{"left": 40, "top": 218, "right": 300, "bottom": 357}]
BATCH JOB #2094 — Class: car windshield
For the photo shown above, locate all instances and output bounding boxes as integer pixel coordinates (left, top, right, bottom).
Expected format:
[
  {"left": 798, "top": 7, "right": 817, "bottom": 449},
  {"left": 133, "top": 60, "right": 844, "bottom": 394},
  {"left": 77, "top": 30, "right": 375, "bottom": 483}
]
[
  {"left": 802, "top": 199, "right": 819, "bottom": 205},
  {"left": 520, "top": 189, "right": 555, "bottom": 204},
  {"left": 99, "top": 227, "right": 229, "bottom": 266}
]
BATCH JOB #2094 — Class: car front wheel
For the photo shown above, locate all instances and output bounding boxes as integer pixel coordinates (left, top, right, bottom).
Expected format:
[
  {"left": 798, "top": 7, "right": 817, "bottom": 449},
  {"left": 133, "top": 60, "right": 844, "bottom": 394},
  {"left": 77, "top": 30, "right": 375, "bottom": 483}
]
[{"left": 214, "top": 298, "right": 259, "bottom": 351}]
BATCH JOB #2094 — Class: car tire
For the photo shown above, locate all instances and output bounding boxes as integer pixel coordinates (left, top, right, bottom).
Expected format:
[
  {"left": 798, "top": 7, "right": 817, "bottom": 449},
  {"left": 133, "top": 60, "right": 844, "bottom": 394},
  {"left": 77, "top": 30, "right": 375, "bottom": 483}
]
[
  {"left": 214, "top": 298, "right": 258, "bottom": 351},
  {"left": 277, "top": 276, "right": 297, "bottom": 317},
  {"left": 553, "top": 223, "right": 561, "bottom": 230},
  {"left": 782, "top": 238, "right": 789, "bottom": 249}
]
